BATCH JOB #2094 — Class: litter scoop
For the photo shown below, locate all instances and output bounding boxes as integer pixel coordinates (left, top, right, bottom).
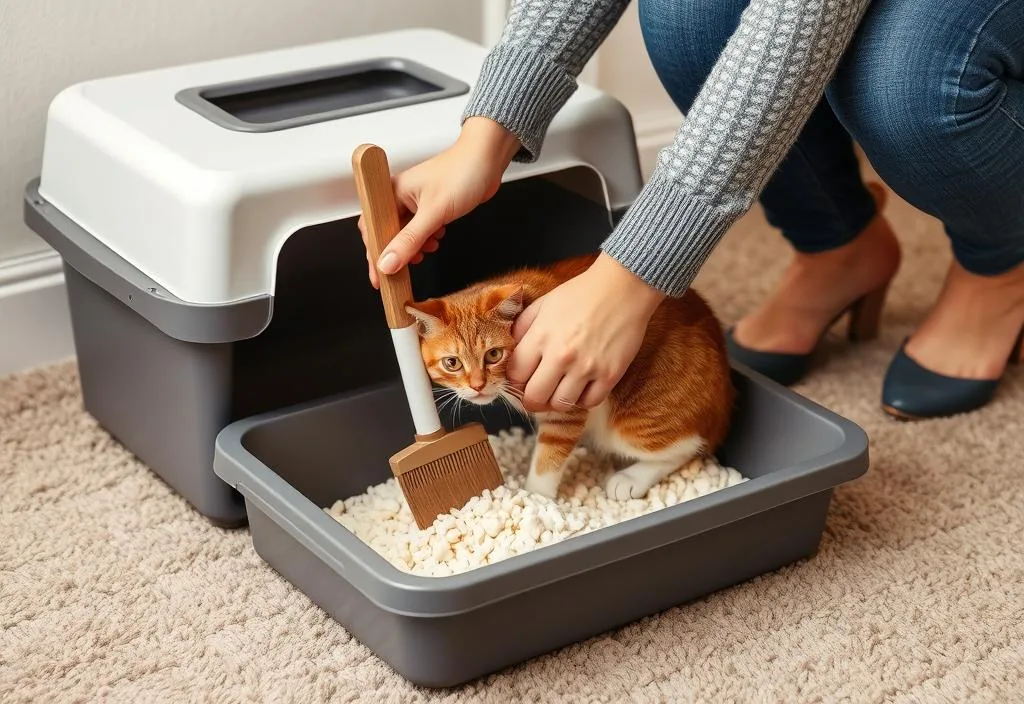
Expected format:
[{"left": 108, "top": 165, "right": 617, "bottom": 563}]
[{"left": 351, "top": 143, "right": 505, "bottom": 529}]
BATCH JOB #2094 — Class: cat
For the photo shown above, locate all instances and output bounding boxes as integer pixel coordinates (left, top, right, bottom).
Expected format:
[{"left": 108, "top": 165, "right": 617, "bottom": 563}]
[{"left": 404, "top": 252, "right": 735, "bottom": 501}]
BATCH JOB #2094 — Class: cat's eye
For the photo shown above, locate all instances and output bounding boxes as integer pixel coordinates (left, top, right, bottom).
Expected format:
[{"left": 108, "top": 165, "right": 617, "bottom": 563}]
[
  {"left": 441, "top": 357, "right": 462, "bottom": 372},
  {"left": 484, "top": 348, "right": 504, "bottom": 364}
]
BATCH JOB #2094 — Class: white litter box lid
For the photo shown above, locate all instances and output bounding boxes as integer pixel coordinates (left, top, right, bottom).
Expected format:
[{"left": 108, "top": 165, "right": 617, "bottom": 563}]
[{"left": 37, "top": 29, "right": 642, "bottom": 306}]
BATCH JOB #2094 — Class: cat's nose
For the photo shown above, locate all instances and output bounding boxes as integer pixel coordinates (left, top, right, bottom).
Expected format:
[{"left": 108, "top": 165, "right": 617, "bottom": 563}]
[{"left": 469, "top": 375, "right": 486, "bottom": 391}]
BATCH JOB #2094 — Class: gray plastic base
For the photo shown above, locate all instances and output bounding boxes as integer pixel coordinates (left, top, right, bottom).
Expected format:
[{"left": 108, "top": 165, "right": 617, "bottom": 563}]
[
  {"left": 25, "top": 169, "right": 619, "bottom": 527},
  {"left": 63, "top": 263, "right": 245, "bottom": 524},
  {"left": 213, "top": 369, "right": 869, "bottom": 687}
]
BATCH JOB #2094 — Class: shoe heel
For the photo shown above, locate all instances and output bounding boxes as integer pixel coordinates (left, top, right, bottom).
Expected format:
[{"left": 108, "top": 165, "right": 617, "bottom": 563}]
[{"left": 848, "top": 284, "right": 888, "bottom": 342}]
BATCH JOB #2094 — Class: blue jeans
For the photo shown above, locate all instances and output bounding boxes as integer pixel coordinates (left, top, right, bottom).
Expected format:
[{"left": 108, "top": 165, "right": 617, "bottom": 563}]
[{"left": 639, "top": 0, "right": 1024, "bottom": 275}]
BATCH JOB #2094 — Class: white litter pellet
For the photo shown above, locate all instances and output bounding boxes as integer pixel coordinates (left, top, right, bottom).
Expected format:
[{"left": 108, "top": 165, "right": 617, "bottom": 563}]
[{"left": 324, "top": 427, "right": 747, "bottom": 577}]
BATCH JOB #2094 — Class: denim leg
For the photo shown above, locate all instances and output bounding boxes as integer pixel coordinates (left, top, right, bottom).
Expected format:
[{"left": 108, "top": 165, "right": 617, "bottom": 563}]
[
  {"left": 829, "top": 0, "right": 1024, "bottom": 276},
  {"left": 637, "top": 0, "right": 878, "bottom": 253}
]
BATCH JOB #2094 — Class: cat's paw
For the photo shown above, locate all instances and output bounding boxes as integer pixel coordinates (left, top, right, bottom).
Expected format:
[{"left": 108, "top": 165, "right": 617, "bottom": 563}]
[
  {"left": 605, "top": 472, "right": 649, "bottom": 501},
  {"left": 605, "top": 464, "right": 667, "bottom": 501},
  {"left": 524, "top": 471, "right": 560, "bottom": 499}
]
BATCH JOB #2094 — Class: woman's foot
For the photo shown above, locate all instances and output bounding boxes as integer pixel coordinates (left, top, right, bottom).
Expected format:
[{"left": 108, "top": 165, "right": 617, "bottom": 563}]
[
  {"left": 903, "top": 260, "right": 1024, "bottom": 379},
  {"left": 731, "top": 186, "right": 902, "bottom": 358},
  {"left": 882, "top": 260, "right": 1024, "bottom": 419}
]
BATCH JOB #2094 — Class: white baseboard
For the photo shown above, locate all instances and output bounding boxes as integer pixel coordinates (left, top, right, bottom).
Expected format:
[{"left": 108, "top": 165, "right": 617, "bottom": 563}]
[{"left": 0, "top": 251, "right": 76, "bottom": 377}]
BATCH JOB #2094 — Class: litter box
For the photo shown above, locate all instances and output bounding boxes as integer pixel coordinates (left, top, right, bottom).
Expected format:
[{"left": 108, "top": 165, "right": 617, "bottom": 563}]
[
  {"left": 22, "top": 29, "right": 642, "bottom": 527},
  {"left": 212, "top": 365, "right": 869, "bottom": 687}
]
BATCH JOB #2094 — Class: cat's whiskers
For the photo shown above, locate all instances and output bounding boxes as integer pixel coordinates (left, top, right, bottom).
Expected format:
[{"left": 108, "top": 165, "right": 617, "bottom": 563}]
[
  {"left": 439, "top": 395, "right": 460, "bottom": 416},
  {"left": 498, "top": 384, "right": 535, "bottom": 433},
  {"left": 432, "top": 386, "right": 455, "bottom": 402},
  {"left": 433, "top": 387, "right": 457, "bottom": 406},
  {"left": 499, "top": 384, "right": 525, "bottom": 401},
  {"left": 497, "top": 394, "right": 515, "bottom": 427},
  {"left": 433, "top": 387, "right": 463, "bottom": 419}
]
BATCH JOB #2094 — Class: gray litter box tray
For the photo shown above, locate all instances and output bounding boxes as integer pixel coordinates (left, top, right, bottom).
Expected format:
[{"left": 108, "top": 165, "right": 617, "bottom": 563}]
[{"left": 213, "top": 364, "right": 869, "bottom": 687}]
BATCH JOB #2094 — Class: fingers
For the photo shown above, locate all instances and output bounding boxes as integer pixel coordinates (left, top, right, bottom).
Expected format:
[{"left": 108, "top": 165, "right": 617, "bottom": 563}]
[
  {"left": 513, "top": 325, "right": 591, "bottom": 413},
  {"left": 550, "top": 373, "right": 589, "bottom": 412},
  {"left": 507, "top": 298, "right": 544, "bottom": 392},
  {"left": 511, "top": 298, "right": 543, "bottom": 342},
  {"left": 360, "top": 208, "right": 446, "bottom": 287},
  {"left": 509, "top": 297, "right": 590, "bottom": 412},
  {"left": 522, "top": 349, "right": 602, "bottom": 413},
  {"left": 377, "top": 205, "right": 446, "bottom": 275},
  {"left": 524, "top": 369, "right": 613, "bottom": 413},
  {"left": 579, "top": 378, "right": 614, "bottom": 409},
  {"left": 514, "top": 343, "right": 615, "bottom": 412},
  {"left": 506, "top": 331, "right": 542, "bottom": 390},
  {"left": 519, "top": 356, "right": 564, "bottom": 412}
]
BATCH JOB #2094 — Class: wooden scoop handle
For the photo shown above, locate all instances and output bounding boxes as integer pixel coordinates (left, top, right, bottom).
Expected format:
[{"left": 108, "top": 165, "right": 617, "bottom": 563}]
[{"left": 352, "top": 143, "right": 414, "bottom": 329}]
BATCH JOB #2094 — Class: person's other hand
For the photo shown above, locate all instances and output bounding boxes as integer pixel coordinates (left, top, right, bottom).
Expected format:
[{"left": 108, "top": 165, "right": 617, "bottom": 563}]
[
  {"left": 358, "top": 117, "right": 521, "bottom": 288},
  {"left": 507, "top": 253, "right": 666, "bottom": 413}
]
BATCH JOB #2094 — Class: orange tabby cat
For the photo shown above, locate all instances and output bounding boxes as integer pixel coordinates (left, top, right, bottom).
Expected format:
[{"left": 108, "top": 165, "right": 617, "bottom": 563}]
[{"left": 405, "top": 253, "right": 734, "bottom": 500}]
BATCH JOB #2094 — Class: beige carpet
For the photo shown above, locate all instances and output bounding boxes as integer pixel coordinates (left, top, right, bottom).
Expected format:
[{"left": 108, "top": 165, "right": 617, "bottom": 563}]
[{"left": 3, "top": 180, "right": 1024, "bottom": 703}]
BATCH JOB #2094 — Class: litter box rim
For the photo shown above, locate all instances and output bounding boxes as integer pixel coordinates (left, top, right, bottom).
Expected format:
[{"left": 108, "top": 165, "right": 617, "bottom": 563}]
[{"left": 213, "top": 364, "right": 870, "bottom": 618}]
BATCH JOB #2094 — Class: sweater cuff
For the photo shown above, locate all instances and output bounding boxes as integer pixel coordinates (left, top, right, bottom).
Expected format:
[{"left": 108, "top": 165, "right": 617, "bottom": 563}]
[
  {"left": 600, "top": 170, "right": 739, "bottom": 297},
  {"left": 461, "top": 43, "right": 578, "bottom": 163}
]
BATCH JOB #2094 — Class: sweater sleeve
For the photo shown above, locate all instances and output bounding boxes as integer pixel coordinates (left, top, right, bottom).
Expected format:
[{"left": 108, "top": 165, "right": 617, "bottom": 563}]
[
  {"left": 461, "top": 0, "right": 631, "bottom": 162},
  {"left": 465, "top": 0, "right": 872, "bottom": 298},
  {"left": 600, "top": 0, "right": 872, "bottom": 296}
]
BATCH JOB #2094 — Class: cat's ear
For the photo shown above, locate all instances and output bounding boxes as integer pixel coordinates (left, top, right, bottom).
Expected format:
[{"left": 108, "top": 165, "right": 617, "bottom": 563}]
[
  {"left": 483, "top": 283, "right": 524, "bottom": 322},
  {"left": 405, "top": 299, "right": 447, "bottom": 337}
]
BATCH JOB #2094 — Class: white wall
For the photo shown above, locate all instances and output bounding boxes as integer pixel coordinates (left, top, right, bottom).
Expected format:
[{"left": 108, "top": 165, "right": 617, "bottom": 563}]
[{"left": 0, "top": 0, "right": 482, "bottom": 262}]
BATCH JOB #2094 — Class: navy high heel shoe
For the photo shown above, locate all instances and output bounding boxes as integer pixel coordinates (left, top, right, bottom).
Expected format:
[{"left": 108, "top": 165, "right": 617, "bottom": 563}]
[
  {"left": 881, "top": 327, "right": 1024, "bottom": 420},
  {"left": 725, "top": 283, "right": 890, "bottom": 386}
]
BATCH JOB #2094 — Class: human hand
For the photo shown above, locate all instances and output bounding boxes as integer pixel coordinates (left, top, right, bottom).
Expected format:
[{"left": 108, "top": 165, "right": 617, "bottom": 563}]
[
  {"left": 358, "top": 117, "right": 521, "bottom": 288},
  {"left": 507, "top": 253, "right": 666, "bottom": 413}
]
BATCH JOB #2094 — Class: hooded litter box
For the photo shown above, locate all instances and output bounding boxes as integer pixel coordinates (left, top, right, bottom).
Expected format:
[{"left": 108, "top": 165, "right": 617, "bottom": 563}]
[
  {"left": 22, "top": 29, "right": 642, "bottom": 526},
  {"left": 25, "top": 27, "right": 872, "bottom": 685}
]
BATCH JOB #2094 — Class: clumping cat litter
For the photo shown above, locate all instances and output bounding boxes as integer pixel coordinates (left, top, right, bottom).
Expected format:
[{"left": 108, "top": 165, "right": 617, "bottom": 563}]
[{"left": 326, "top": 427, "right": 746, "bottom": 577}]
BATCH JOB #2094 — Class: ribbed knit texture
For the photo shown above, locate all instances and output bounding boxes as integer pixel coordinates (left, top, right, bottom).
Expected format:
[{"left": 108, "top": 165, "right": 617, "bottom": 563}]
[
  {"left": 462, "top": 0, "right": 871, "bottom": 296},
  {"left": 463, "top": 44, "right": 579, "bottom": 161}
]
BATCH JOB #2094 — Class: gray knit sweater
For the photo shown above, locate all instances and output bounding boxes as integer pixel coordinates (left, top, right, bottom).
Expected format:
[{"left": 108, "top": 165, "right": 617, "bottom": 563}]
[{"left": 462, "top": 0, "right": 871, "bottom": 297}]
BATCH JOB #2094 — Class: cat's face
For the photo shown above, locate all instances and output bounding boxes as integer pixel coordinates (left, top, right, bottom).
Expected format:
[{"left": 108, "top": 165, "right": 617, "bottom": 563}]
[{"left": 405, "top": 283, "right": 523, "bottom": 407}]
